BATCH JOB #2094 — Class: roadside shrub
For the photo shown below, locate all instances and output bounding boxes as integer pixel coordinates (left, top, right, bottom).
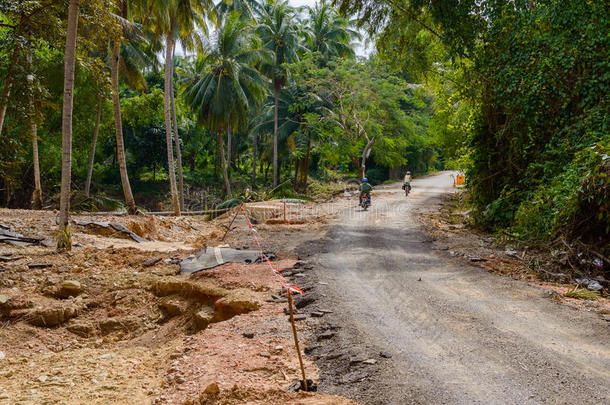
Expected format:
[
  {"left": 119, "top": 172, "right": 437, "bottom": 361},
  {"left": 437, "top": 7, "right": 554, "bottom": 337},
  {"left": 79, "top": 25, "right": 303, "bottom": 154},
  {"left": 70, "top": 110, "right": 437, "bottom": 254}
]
[
  {"left": 364, "top": 168, "right": 386, "bottom": 185},
  {"left": 512, "top": 143, "right": 609, "bottom": 242}
]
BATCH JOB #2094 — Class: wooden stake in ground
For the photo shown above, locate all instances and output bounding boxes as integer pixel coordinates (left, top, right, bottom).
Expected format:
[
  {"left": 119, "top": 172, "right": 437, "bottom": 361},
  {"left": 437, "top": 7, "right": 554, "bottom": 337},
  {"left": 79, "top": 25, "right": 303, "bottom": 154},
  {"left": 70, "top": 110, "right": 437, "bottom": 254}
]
[
  {"left": 287, "top": 290, "right": 308, "bottom": 391},
  {"left": 283, "top": 198, "right": 287, "bottom": 223},
  {"left": 222, "top": 205, "right": 242, "bottom": 241}
]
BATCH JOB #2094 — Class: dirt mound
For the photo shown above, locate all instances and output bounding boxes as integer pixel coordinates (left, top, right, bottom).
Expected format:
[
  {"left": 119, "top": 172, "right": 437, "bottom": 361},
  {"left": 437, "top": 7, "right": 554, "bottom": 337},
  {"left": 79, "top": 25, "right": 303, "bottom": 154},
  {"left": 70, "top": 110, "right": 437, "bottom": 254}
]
[
  {"left": 0, "top": 205, "right": 347, "bottom": 404},
  {"left": 128, "top": 216, "right": 159, "bottom": 239}
]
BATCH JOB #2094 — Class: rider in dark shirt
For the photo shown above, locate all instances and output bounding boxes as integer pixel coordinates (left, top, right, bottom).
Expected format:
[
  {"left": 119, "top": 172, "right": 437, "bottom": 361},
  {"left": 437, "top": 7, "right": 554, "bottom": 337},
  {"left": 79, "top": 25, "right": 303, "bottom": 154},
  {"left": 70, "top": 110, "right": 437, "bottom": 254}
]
[{"left": 359, "top": 177, "right": 372, "bottom": 204}]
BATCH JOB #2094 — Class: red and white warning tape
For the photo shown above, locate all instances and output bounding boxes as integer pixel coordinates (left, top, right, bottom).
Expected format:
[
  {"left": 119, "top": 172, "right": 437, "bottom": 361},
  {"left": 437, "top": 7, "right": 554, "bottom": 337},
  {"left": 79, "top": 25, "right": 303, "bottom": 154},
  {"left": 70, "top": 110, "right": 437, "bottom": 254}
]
[{"left": 239, "top": 205, "right": 304, "bottom": 295}]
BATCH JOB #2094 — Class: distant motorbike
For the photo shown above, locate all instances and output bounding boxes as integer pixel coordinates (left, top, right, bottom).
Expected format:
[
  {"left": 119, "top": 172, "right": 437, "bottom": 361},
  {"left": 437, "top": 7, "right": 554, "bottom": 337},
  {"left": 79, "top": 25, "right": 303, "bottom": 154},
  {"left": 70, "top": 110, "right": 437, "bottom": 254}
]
[
  {"left": 402, "top": 182, "right": 412, "bottom": 196},
  {"left": 359, "top": 193, "right": 371, "bottom": 210}
]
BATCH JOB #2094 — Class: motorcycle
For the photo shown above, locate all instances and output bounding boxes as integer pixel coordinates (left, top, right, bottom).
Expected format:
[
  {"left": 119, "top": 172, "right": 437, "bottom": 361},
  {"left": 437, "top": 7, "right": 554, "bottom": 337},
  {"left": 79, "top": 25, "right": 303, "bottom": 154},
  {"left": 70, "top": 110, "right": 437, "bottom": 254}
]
[
  {"left": 359, "top": 193, "right": 371, "bottom": 211},
  {"left": 402, "top": 182, "right": 412, "bottom": 196}
]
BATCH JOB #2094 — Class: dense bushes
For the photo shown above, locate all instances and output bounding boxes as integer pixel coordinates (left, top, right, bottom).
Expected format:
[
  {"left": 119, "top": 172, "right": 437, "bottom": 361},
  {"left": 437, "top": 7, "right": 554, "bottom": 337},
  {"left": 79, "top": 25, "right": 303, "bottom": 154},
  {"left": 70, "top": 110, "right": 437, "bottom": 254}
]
[
  {"left": 512, "top": 143, "right": 609, "bottom": 242},
  {"left": 463, "top": 0, "right": 610, "bottom": 246}
]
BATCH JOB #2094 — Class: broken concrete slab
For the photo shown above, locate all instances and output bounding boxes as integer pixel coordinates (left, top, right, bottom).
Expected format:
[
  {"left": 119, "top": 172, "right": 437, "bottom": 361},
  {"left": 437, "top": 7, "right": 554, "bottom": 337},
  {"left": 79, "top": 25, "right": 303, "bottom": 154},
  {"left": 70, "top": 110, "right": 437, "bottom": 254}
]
[
  {"left": 310, "top": 311, "right": 324, "bottom": 317},
  {"left": 317, "top": 332, "right": 335, "bottom": 341},
  {"left": 340, "top": 371, "right": 368, "bottom": 384},
  {"left": 180, "top": 247, "right": 266, "bottom": 274},
  {"left": 294, "top": 295, "right": 315, "bottom": 309},
  {"left": 0, "top": 229, "right": 43, "bottom": 246}
]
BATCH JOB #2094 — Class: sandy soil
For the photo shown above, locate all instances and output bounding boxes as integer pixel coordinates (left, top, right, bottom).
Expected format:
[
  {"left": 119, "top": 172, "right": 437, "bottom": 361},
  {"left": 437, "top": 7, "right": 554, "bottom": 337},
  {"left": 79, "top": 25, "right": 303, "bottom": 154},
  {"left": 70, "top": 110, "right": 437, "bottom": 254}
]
[
  {"left": 2, "top": 177, "right": 608, "bottom": 404},
  {"left": 0, "top": 203, "right": 354, "bottom": 405}
]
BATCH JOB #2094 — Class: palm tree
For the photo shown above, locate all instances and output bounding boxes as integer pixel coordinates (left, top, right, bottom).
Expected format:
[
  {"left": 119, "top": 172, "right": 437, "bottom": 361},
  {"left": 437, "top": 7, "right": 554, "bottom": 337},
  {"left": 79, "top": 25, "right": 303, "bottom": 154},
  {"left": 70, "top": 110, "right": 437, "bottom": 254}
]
[
  {"left": 253, "top": 82, "right": 323, "bottom": 191},
  {"left": 306, "top": 1, "right": 359, "bottom": 62},
  {"left": 139, "top": 0, "right": 214, "bottom": 216},
  {"left": 27, "top": 43, "right": 43, "bottom": 209},
  {"left": 171, "top": 51, "right": 185, "bottom": 210},
  {"left": 256, "top": 0, "right": 302, "bottom": 187},
  {"left": 108, "top": 0, "right": 151, "bottom": 215},
  {"left": 84, "top": 94, "right": 103, "bottom": 198},
  {"left": 215, "top": 0, "right": 261, "bottom": 20},
  {"left": 85, "top": 16, "right": 152, "bottom": 200},
  {"left": 184, "top": 12, "right": 269, "bottom": 197},
  {"left": 58, "top": 0, "right": 81, "bottom": 250}
]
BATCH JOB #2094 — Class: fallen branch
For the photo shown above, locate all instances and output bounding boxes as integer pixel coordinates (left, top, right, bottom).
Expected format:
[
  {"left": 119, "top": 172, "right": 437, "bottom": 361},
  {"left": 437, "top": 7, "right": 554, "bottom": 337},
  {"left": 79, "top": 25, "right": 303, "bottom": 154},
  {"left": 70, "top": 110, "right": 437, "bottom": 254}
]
[
  {"left": 502, "top": 230, "right": 518, "bottom": 239},
  {"left": 535, "top": 268, "right": 569, "bottom": 281},
  {"left": 143, "top": 209, "right": 231, "bottom": 216}
]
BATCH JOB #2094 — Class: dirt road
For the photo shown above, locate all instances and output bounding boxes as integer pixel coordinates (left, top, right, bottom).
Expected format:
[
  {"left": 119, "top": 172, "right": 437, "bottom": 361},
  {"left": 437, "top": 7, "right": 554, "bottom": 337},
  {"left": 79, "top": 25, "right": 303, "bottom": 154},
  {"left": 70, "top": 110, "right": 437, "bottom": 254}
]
[{"left": 306, "top": 172, "right": 610, "bottom": 404}]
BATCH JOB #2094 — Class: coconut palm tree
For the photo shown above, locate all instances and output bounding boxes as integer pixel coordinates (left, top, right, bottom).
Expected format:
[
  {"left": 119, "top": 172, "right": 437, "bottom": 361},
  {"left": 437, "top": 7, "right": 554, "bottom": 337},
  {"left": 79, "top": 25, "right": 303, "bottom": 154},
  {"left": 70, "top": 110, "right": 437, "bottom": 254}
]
[
  {"left": 215, "top": 0, "right": 261, "bottom": 20},
  {"left": 84, "top": 94, "right": 103, "bottom": 198},
  {"left": 26, "top": 43, "right": 43, "bottom": 209},
  {"left": 171, "top": 51, "right": 186, "bottom": 210},
  {"left": 253, "top": 81, "right": 324, "bottom": 191},
  {"left": 107, "top": 0, "right": 154, "bottom": 214},
  {"left": 305, "top": 1, "right": 359, "bottom": 62},
  {"left": 58, "top": 0, "right": 81, "bottom": 250},
  {"left": 138, "top": 0, "right": 214, "bottom": 216},
  {"left": 85, "top": 25, "right": 152, "bottom": 200},
  {"left": 256, "top": 0, "right": 302, "bottom": 187},
  {"left": 184, "top": 12, "right": 269, "bottom": 197}
]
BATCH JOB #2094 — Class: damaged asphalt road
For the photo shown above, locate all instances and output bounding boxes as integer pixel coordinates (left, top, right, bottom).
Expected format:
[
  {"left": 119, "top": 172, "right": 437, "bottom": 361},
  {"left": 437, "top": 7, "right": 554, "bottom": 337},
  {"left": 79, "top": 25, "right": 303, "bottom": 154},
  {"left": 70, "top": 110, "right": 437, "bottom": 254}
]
[{"left": 301, "top": 172, "right": 610, "bottom": 404}]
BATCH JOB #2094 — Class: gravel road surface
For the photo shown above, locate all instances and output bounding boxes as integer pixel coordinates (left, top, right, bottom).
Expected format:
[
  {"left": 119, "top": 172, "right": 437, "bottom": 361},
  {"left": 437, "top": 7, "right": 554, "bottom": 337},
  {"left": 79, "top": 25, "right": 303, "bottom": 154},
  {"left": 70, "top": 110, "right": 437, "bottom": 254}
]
[{"left": 306, "top": 172, "right": 610, "bottom": 404}]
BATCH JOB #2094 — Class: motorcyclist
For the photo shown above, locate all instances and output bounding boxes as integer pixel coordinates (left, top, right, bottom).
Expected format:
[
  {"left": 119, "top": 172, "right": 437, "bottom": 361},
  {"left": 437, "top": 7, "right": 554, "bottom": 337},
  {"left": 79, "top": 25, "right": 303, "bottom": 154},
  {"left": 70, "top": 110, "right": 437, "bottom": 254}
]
[
  {"left": 359, "top": 177, "right": 373, "bottom": 205},
  {"left": 403, "top": 171, "right": 412, "bottom": 191}
]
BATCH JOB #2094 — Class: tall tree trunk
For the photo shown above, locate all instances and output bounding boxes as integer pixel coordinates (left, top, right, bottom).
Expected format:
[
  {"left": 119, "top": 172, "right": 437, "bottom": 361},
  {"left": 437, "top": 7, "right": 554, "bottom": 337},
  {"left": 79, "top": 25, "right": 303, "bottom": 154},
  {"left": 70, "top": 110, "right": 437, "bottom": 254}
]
[
  {"left": 260, "top": 156, "right": 264, "bottom": 180},
  {"left": 295, "top": 134, "right": 311, "bottom": 192},
  {"left": 273, "top": 83, "right": 279, "bottom": 187},
  {"left": 0, "top": 48, "right": 19, "bottom": 138},
  {"left": 293, "top": 158, "right": 299, "bottom": 190},
  {"left": 58, "top": 0, "right": 80, "bottom": 250},
  {"left": 359, "top": 136, "right": 375, "bottom": 181},
  {"left": 251, "top": 133, "right": 257, "bottom": 189},
  {"left": 164, "top": 31, "right": 180, "bottom": 215},
  {"left": 85, "top": 95, "right": 102, "bottom": 198},
  {"left": 170, "top": 53, "right": 184, "bottom": 211},
  {"left": 31, "top": 120, "right": 43, "bottom": 209},
  {"left": 303, "top": 134, "right": 311, "bottom": 190},
  {"left": 227, "top": 126, "right": 232, "bottom": 168},
  {"left": 218, "top": 131, "right": 232, "bottom": 197},
  {"left": 27, "top": 45, "right": 43, "bottom": 209},
  {"left": 111, "top": 41, "right": 137, "bottom": 214},
  {"left": 350, "top": 155, "right": 364, "bottom": 181}
]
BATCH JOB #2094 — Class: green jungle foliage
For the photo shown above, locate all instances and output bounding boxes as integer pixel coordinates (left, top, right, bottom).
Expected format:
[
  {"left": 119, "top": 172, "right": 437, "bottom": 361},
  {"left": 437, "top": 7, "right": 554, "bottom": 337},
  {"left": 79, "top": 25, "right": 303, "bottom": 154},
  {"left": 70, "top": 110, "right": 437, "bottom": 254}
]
[
  {"left": 336, "top": 0, "right": 609, "bottom": 249},
  {"left": 0, "top": 0, "right": 446, "bottom": 212}
]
